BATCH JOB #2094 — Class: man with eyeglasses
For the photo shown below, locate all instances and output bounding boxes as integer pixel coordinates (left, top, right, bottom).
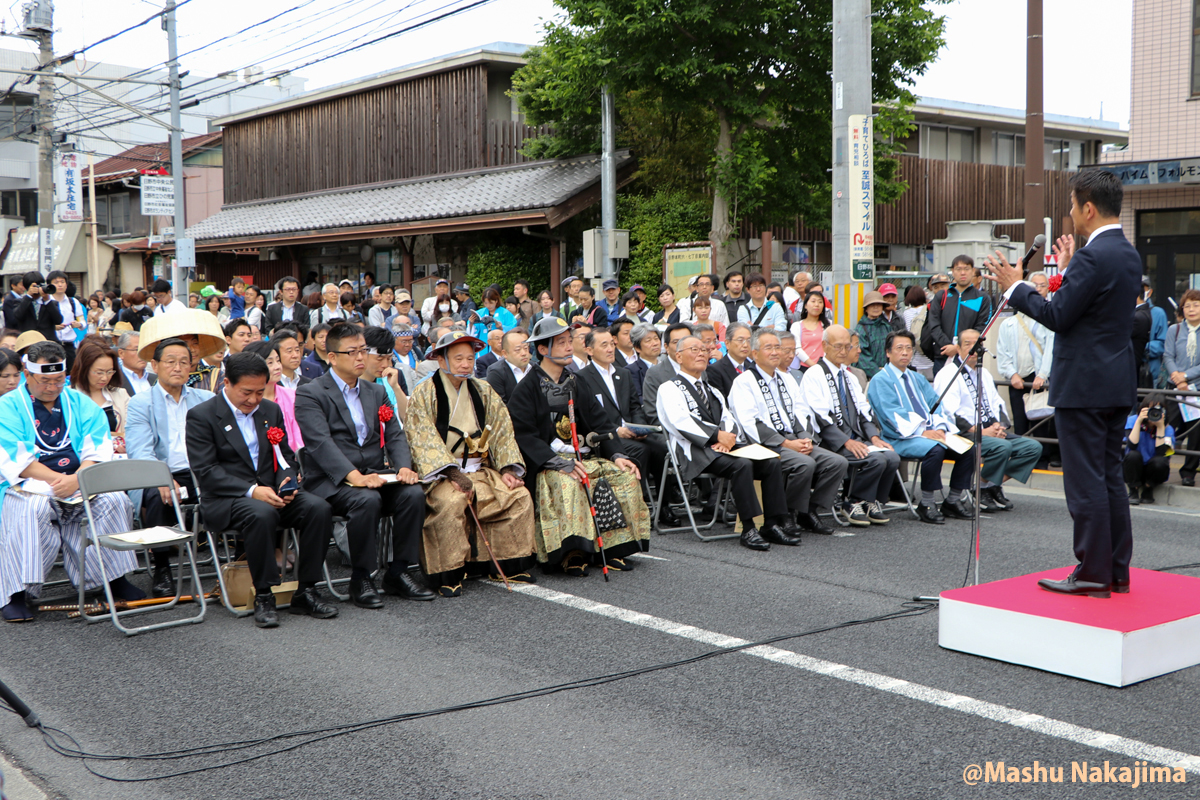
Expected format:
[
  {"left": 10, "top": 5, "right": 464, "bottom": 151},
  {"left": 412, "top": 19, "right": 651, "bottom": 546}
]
[
  {"left": 294, "top": 322, "right": 433, "bottom": 608},
  {"left": 0, "top": 341, "right": 145, "bottom": 622},
  {"left": 677, "top": 273, "right": 729, "bottom": 325},
  {"left": 126, "top": 337, "right": 215, "bottom": 597},
  {"left": 116, "top": 330, "right": 156, "bottom": 395},
  {"left": 800, "top": 325, "right": 900, "bottom": 526},
  {"left": 867, "top": 331, "right": 978, "bottom": 524},
  {"left": 658, "top": 334, "right": 791, "bottom": 551}
]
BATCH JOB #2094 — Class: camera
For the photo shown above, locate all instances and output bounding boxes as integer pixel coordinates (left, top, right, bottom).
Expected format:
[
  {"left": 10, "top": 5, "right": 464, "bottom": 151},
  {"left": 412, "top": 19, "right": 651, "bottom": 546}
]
[{"left": 1147, "top": 406, "right": 1164, "bottom": 423}]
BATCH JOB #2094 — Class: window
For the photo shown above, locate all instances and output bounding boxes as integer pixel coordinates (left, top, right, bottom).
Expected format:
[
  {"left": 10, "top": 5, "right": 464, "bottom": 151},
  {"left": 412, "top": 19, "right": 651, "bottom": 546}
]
[
  {"left": 1193, "top": 0, "right": 1200, "bottom": 96},
  {"left": 1045, "top": 139, "right": 1085, "bottom": 171},
  {"left": 1140, "top": 210, "right": 1200, "bottom": 238},
  {"left": 993, "top": 133, "right": 1026, "bottom": 167},
  {"left": 922, "top": 124, "right": 975, "bottom": 163}
]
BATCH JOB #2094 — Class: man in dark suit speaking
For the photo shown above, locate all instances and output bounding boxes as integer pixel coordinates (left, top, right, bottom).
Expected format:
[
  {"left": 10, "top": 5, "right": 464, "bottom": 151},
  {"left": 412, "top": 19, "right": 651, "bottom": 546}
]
[
  {"left": 986, "top": 169, "right": 1140, "bottom": 598},
  {"left": 186, "top": 352, "right": 338, "bottom": 628}
]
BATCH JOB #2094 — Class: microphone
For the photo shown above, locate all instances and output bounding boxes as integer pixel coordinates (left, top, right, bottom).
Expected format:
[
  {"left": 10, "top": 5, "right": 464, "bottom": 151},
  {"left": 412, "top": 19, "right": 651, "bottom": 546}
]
[
  {"left": 1019, "top": 234, "right": 1048, "bottom": 271},
  {"left": 585, "top": 431, "right": 617, "bottom": 447}
]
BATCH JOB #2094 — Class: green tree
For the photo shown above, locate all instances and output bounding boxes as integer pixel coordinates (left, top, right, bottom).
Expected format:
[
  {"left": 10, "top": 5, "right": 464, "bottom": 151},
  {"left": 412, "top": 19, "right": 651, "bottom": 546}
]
[
  {"left": 617, "top": 191, "right": 711, "bottom": 309},
  {"left": 463, "top": 239, "right": 550, "bottom": 299},
  {"left": 512, "top": 0, "right": 948, "bottom": 267}
]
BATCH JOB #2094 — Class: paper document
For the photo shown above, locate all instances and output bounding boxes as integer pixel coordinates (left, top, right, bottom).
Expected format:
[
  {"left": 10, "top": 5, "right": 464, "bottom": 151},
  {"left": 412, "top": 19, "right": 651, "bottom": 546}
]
[
  {"left": 343, "top": 472, "right": 409, "bottom": 487},
  {"left": 867, "top": 445, "right": 892, "bottom": 453},
  {"left": 942, "top": 433, "right": 974, "bottom": 454},
  {"left": 108, "top": 526, "right": 189, "bottom": 546},
  {"left": 728, "top": 443, "right": 780, "bottom": 461},
  {"left": 1180, "top": 392, "right": 1200, "bottom": 424},
  {"left": 15, "top": 480, "right": 82, "bottom": 505}
]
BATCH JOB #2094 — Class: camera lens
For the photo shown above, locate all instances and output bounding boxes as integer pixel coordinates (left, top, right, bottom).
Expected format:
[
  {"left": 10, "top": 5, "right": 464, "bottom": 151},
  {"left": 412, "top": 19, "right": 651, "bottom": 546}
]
[{"left": 1147, "top": 406, "right": 1164, "bottom": 422}]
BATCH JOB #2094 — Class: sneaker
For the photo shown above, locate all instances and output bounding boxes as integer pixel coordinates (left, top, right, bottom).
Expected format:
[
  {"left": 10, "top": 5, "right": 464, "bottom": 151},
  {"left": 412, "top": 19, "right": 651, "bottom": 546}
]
[
  {"left": 1128, "top": 485, "right": 1141, "bottom": 505},
  {"left": 846, "top": 502, "right": 871, "bottom": 527},
  {"left": 989, "top": 486, "right": 1014, "bottom": 511},
  {"left": 867, "top": 501, "right": 889, "bottom": 524}
]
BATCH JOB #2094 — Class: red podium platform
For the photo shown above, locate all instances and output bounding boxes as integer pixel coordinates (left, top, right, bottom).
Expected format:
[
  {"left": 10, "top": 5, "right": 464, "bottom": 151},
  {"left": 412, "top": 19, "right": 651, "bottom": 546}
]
[{"left": 939, "top": 567, "right": 1200, "bottom": 686}]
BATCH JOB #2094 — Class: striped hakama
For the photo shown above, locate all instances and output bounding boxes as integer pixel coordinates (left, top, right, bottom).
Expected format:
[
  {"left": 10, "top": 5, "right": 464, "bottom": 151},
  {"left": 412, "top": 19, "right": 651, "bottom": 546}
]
[{"left": 0, "top": 490, "right": 136, "bottom": 605}]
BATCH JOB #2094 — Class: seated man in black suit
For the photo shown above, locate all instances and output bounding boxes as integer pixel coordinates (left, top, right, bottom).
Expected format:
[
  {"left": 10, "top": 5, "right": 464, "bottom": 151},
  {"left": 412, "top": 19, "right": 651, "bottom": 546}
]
[
  {"left": 486, "top": 328, "right": 532, "bottom": 404},
  {"left": 704, "top": 321, "right": 754, "bottom": 400},
  {"left": 626, "top": 323, "right": 660, "bottom": 403},
  {"left": 186, "top": 351, "right": 337, "bottom": 628},
  {"left": 294, "top": 322, "right": 434, "bottom": 607},
  {"left": 577, "top": 327, "right": 675, "bottom": 526}
]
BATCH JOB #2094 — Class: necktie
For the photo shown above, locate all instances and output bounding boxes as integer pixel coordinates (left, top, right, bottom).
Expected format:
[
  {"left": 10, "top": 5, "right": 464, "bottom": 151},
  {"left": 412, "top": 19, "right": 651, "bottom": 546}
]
[
  {"left": 837, "top": 370, "right": 849, "bottom": 414},
  {"left": 735, "top": 365, "right": 743, "bottom": 374},
  {"left": 902, "top": 372, "right": 927, "bottom": 420}
]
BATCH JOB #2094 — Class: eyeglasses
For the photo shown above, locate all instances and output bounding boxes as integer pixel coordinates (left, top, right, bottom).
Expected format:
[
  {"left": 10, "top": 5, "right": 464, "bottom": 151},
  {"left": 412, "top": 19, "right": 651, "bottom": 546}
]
[
  {"left": 90, "top": 369, "right": 116, "bottom": 378},
  {"left": 827, "top": 343, "right": 853, "bottom": 352},
  {"left": 890, "top": 346, "right": 914, "bottom": 354},
  {"left": 330, "top": 347, "right": 367, "bottom": 358},
  {"left": 677, "top": 346, "right": 707, "bottom": 355}
]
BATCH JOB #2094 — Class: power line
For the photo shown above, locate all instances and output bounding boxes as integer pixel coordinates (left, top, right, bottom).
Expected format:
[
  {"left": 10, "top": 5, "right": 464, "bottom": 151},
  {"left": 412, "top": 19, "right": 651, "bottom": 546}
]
[
  {"left": 56, "top": 0, "right": 502, "bottom": 137},
  {"left": 53, "top": 0, "right": 197, "bottom": 68}
]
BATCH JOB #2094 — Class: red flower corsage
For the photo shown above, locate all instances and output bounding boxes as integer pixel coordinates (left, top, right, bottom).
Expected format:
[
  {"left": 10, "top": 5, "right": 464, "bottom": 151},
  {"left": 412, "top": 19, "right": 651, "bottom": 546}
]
[
  {"left": 1048, "top": 274, "right": 1062, "bottom": 293},
  {"left": 378, "top": 404, "right": 394, "bottom": 448},
  {"left": 266, "top": 426, "right": 289, "bottom": 471}
]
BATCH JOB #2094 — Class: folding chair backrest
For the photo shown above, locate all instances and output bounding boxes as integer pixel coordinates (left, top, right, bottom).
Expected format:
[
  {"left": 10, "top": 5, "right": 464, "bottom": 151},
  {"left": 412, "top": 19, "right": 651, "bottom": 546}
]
[{"left": 77, "top": 459, "right": 173, "bottom": 497}]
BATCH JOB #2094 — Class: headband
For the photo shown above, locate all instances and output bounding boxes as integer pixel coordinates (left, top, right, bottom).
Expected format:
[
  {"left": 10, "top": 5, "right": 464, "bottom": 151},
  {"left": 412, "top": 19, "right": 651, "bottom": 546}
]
[
  {"left": 23, "top": 357, "right": 65, "bottom": 374},
  {"left": 392, "top": 329, "right": 416, "bottom": 337},
  {"left": 367, "top": 347, "right": 390, "bottom": 356}
]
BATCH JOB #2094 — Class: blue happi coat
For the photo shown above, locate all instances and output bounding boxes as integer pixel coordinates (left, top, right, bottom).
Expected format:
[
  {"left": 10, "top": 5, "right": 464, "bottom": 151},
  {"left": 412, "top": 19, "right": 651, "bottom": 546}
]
[{"left": 865, "top": 363, "right": 957, "bottom": 458}]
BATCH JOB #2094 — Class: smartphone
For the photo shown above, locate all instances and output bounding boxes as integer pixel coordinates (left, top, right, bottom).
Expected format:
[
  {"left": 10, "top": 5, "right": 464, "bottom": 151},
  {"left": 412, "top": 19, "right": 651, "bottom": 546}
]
[{"left": 278, "top": 477, "right": 297, "bottom": 497}]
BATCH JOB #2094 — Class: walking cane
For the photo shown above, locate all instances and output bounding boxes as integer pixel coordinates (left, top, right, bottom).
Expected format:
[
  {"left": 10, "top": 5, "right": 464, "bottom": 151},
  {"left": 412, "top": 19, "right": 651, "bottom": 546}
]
[
  {"left": 567, "top": 393, "right": 610, "bottom": 582},
  {"left": 466, "top": 501, "right": 510, "bottom": 591}
]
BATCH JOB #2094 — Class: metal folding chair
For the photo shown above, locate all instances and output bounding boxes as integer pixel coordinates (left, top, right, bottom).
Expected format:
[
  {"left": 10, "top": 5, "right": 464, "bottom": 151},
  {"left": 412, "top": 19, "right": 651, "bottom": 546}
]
[
  {"left": 651, "top": 446, "right": 737, "bottom": 542},
  {"left": 76, "top": 460, "right": 206, "bottom": 635}
]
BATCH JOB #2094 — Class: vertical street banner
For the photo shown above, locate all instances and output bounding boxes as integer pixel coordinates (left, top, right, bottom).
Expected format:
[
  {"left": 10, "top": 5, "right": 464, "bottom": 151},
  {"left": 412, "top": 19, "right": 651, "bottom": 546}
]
[
  {"left": 848, "top": 114, "right": 874, "bottom": 282},
  {"left": 56, "top": 152, "right": 83, "bottom": 222}
]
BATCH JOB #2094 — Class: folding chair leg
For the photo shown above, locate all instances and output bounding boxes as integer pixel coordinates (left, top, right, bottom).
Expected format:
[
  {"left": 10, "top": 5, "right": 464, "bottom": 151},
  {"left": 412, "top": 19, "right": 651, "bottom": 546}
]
[{"left": 207, "top": 531, "right": 253, "bottom": 618}]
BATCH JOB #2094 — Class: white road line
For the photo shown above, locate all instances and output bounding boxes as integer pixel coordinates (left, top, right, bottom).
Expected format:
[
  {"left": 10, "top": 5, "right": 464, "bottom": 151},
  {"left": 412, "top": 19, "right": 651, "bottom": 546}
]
[
  {"left": 505, "top": 583, "right": 1200, "bottom": 776},
  {"left": 628, "top": 553, "right": 669, "bottom": 561}
]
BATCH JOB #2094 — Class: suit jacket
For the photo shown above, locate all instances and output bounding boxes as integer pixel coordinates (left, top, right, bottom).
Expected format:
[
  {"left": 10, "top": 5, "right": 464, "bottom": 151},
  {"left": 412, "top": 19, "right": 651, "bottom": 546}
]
[
  {"left": 126, "top": 384, "right": 215, "bottom": 511},
  {"left": 475, "top": 351, "right": 499, "bottom": 379},
  {"left": 186, "top": 393, "right": 299, "bottom": 532},
  {"left": 12, "top": 294, "right": 62, "bottom": 338},
  {"left": 293, "top": 370, "right": 411, "bottom": 500},
  {"left": 626, "top": 357, "right": 649, "bottom": 404},
  {"left": 704, "top": 355, "right": 752, "bottom": 400},
  {"left": 485, "top": 358, "right": 521, "bottom": 404},
  {"left": 641, "top": 359, "right": 679, "bottom": 425},
  {"left": 1007, "top": 228, "right": 1141, "bottom": 409},
  {"left": 576, "top": 362, "right": 648, "bottom": 431},
  {"left": 2, "top": 291, "right": 23, "bottom": 330},
  {"left": 264, "top": 301, "right": 310, "bottom": 337}
]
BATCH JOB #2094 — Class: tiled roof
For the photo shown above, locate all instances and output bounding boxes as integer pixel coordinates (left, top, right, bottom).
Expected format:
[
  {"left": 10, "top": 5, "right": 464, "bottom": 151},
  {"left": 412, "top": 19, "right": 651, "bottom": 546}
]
[
  {"left": 84, "top": 132, "right": 224, "bottom": 185},
  {"left": 186, "top": 151, "right": 632, "bottom": 243}
]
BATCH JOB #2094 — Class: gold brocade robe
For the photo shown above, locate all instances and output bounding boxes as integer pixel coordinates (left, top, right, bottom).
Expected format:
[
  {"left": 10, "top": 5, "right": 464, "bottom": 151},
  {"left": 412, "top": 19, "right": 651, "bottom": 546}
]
[{"left": 405, "top": 371, "right": 535, "bottom": 575}]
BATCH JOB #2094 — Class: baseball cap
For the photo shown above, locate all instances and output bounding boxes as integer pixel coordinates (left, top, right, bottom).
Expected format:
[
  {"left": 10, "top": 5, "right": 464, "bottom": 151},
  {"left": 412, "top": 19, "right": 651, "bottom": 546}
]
[
  {"left": 602, "top": 278, "right": 619, "bottom": 290},
  {"left": 435, "top": 278, "right": 449, "bottom": 286},
  {"left": 561, "top": 275, "right": 580, "bottom": 289},
  {"left": 929, "top": 273, "right": 950, "bottom": 285},
  {"left": 453, "top": 283, "right": 470, "bottom": 294},
  {"left": 878, "top": 283, "right": 899, "bottom": 297},
  {"left": 394, "top": 291, "right": 412, "bottom": 303}
]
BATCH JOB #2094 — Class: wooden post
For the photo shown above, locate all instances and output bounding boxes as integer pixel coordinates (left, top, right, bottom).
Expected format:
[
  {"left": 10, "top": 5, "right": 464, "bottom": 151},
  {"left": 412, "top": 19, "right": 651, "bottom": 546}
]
[
  {"left": 401, "top": 237, "right": 414, "bottom": 288},
  {"left": 550, "top": 239, "right": 561, "bottom": 305},
  {"left": 88, "top": 152, "right": 98, "bottom": 287}
]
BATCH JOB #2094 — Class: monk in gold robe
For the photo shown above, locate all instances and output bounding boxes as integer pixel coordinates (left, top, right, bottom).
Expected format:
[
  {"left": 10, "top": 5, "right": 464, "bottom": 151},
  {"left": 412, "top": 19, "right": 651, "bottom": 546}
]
[{"left": 405, "top": 331, "right": 536, "bottom": 596}]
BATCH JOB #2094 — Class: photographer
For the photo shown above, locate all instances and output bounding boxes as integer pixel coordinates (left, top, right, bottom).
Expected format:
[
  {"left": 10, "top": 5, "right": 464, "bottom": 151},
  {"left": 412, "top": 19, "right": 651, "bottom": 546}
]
[{"left": 1125, "top": 393, "right": 1174, "bottom": 505}]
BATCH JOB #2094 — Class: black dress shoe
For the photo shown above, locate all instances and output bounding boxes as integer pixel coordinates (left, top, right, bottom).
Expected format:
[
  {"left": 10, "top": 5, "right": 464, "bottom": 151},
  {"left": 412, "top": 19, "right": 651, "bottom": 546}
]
[
  {"left": 739, "top": 527, "right": 770, "bottom": 551},
  {"left": 254, "top": 593, "right": 279, "bottom": 628},
  {"left": 940, "top": 496, "right": 974, "bottom": 520},
  {"left": 1114, "top": 578, "right": 1130, "bottom": 594},
  {"left": 350, "top": 577, "right": 384, "bottom": 609},
  {"left": 657, "top": 507, "right": 682, "bottom": 528},
  {"left": 989, "top": 486, "right": 1014, "bottom": 511},
  {"left": 1182, "top": 476, "right": 1196, "bottom": 488},
  {"left": 109, "top": 576, "right": 147, "bottom": 602},
  {"left": 1037, "top": 575, "right": 1111, "bottom": 598},
  {"left": 796, "top": 511, "right": 834, "bottom": 536},
  {"left": 1141, "top": 485, "right": 1155, "bottom": 504},
  {"left": 916, "top": 503, "right": 944, "bottom": 524},
  {"left": 151, "top": 565, "right": 175, "bottom": 598},
  {"left": 382, "top": 570, "right": 436, "bottom": 601},
  {"left": 780, "top": 519, "right": 804, "bottom": 538},
  {"left": 289, "top": 587, "right": 339, "bottom": 618},
  {"left": 762, "top": 524, "right": 802, "bottom": 546}
]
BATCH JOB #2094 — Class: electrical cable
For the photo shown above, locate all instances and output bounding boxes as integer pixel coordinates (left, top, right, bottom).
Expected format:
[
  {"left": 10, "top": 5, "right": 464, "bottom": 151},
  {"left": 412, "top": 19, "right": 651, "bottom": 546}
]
[
  {"left": 56, "top": 0, "right": 501, "bottom": 137},
  {"left": 8, "top": 599, "right": 936, "bottom": 782},
  {"left": 52, "top": 0, "right": 197, "bottom": 68}
]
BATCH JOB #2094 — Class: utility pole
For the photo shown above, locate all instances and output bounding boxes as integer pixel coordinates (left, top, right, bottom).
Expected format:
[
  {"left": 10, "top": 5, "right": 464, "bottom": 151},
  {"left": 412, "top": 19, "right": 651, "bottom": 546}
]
[
  {"left": 830, "top": 0, "right": 872, "bottom": 328},
  {"left": 599, "top": 85, "right": 617, "bottom": 283},
  {"left": 164, "top": 0, "right": 193, "bottom": 292},
  {"left": 32, "top": 1, "right": 54, "bottom": 274},
  {"left": 1023, "top": 0, "right": 1045, "bottom": 254}
]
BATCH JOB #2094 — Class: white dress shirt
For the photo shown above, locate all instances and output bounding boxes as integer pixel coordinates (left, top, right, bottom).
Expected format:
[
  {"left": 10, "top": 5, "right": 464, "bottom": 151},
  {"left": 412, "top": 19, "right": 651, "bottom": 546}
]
[
  {"left": 154, "top": 298, "right": 187, "bottom": 315},
  {"left": 331, "top": 370, "right": 368, "bottom": 446},
  {"left": 509, "top": 361, "right": 532, "bottom": 383},
  {"left": 121, "top": 363, "right": 153, "bottom": 396},
  {"left": 158, "top": 383, "right": 191, "bottom": 472},
  {"left": 222, "top": 389, "right": 261, "bottom": 496},
  {"left": 278, "top": 372, "right": 302, "bottom": 390}
]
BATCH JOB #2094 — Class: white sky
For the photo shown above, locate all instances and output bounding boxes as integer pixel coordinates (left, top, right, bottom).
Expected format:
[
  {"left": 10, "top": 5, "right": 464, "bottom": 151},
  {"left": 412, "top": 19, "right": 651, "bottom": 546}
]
[{"left": 25, "top": 0, "right": 1132, "bottom": 128}]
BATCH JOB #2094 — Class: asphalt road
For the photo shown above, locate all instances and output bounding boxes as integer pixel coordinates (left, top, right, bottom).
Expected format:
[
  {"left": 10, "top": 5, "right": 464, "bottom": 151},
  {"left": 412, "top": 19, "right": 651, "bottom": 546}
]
[{"left": 1, "top": 489, "right": 1198, "bottom": 799}]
